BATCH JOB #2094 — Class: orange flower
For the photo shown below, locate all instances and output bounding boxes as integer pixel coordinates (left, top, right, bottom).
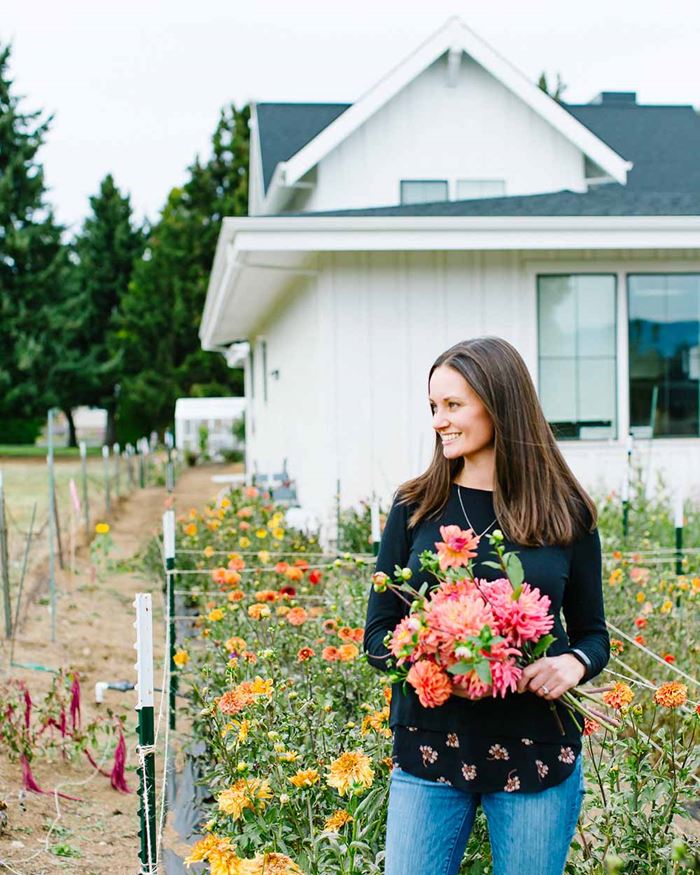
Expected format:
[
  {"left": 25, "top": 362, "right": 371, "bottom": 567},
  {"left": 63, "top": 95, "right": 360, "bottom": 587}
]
[
  {"left": 244, "top": 487, "right": 258, "bottom": 498},
  {"left": 248, "top": 604, "right": 271, "bottom": 620},
  {"left": 285, "top": 567, "right": 304, "bottom": 582},
  {"left": 383, "top": 686, "right": 392, "bottom": 705},
  {"left": 338, "top": 626, "right": 355, "bottom": 642},
  {"left": 323, "top": 619, "right": 338, "bottom": 634},
  {"left": 610, "top": 638, "right": 624, "bottom": 655},
  {"left": 322, "top": 646, "right": 340, "bottom": 662},
  {"left": 289, "top": 768, "right": 320, "bottom": 788},
  {"left": 183, "top": 522, "right": 198, "bottom": 537},
  {"left": 582, "top": 717, "right": 600, "bottom": 736},
  {"left": 297, "top": 646, "right": 315, "bottom": 662},
  {"left": 228, "top": 557, "right": 246, "bottom": 572},
  {"left": 407, "top": 660, "right": 453, "bottom": 708},
  {"left": 612, "top": 550, "right": 622, "bottom": 560},
  {"left": 275, "top": 562, "right": 290, "bottom": 574},
  {"left": 237, "top": 506, "right": 254, "bottom": 518},
  {"left": 634, "top": 634, "right": 646, "bottom": 646},
  {"left": 225, "top": 636, "right": 248, "bottom": 654},
  {"left": 634, "top": 617, "right": 647, "bottom": 628},
  {"left": 434, "top": 525, "right": 480, "bottom": 571},
  {"left": 239, "top": 521, "right": 251, "bottom": 531},
  {"left": 286, "top": 607, "right": 308, "bottom": 626},
  {"left": 293, "top": 559, "right": 309, "bottom": 571},
  {"left": 654, "top": 681, "right": 688, "bottom": 709},
  {"left": 255, "top": 589, "right": 279, "bottom": 603},
  {"left": 602, "top": 682, "right": 634, "bottom": 710},
  {"left": 663, "top": 653, "right": 676, "bottom": 664},
  {"left": 228, "top": 590, "right": 244, "bottom": 602},
  {"left": 338, "top": 643, "right": 359, "bottom": 662}
]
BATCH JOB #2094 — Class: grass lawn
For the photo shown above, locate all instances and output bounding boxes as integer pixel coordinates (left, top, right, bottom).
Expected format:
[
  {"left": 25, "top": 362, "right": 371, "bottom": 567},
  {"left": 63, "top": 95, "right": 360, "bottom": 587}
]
[{"left": 0, "top": 444, "right": 103, "bottom": 458}]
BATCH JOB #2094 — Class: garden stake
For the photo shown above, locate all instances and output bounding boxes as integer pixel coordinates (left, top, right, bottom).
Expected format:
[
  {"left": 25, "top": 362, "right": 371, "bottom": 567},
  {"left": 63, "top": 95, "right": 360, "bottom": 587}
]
[
  {"left": 47, "top": 409, "right": 57, "bottom": 642},
  {"left": 9, "top": 501, "right": 36, "bottom": 667},
  {"left": 165, "top": 431, "right": 174, "bottom": 493},
  {"left": 371, "top": 497, "right": 380, "bottom": 557},
  {"left": 102, "top": 444, "right": 111, "bottom": 514},
  {"left": 163, "top": 510, "right": 177, "bottom": 730},
  {"left": 0, "top": 471, "right": 11, "bottom": 637},
  {"left": 674, "top": 491, "right": 684, "bottom": 606},
  {"left": 134, "top": 592, "right": 156, "bottom": 873},
  {"left": 113, "top": 442, "right": 121, "bottom": 499},
  {"left": 139, "top": 446, "right": 145, "bottom": 489},
  {"left": 79, "top": 441, "right": 90, "bottom": 531}
]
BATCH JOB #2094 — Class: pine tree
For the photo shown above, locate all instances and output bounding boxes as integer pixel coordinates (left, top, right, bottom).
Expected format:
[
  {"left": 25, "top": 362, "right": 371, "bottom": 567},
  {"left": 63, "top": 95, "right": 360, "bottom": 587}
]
[
  {"left": 116, "top": 104, "right": 248, "bottom": 442},
  {"left": 67, "top": 174, "right": 144, "bottom": 444},
  {"left": 0, "top": 42, "right": 65, "bottom": 441}
]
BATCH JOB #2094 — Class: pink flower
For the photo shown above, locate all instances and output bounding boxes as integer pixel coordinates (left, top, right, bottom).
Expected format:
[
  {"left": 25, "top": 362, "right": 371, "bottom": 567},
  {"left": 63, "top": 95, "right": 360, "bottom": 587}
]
[
  {"left": 435, "top": 525, "right": 480, "bottom": 571},
  {"left": 389, "top": 615, "right": 423, "bottom": 665},
  {"left": 489, "top": 649, "right": 523, "bottom": 698},
  {"left": 421, "top": 591, "right": 494, "bottom": 662},
  {"left": 407, "top": 660, "right": 453, "bottom": 708},
  {"left": 479, "top": 578, "right": 554, "bottom": 646},
  {"left": 451, "top": 670, "right": 491, "bottom": 699}
]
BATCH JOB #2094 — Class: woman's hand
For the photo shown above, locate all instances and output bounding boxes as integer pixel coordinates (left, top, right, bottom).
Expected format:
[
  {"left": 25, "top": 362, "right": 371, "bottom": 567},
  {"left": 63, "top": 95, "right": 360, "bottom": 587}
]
[{"left": 516, "top": 654, "right": 586, "bottom": 701}]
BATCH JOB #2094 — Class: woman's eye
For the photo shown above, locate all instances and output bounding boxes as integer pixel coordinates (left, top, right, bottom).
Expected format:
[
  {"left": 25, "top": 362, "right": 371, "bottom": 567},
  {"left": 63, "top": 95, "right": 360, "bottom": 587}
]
[{"left": 448, "top": 402, "right": 459, "bottom": 409}]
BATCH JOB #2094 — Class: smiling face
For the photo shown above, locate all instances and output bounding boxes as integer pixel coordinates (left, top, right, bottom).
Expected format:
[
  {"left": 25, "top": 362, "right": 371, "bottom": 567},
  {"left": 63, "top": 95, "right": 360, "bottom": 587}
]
[{"left": 428, "top": 364, "right": 495, "bottom": 461}]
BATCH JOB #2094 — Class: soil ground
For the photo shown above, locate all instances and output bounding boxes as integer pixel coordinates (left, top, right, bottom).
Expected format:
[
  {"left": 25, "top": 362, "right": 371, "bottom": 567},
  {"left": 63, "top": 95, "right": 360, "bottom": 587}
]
[{"left": 0, "top": 463, "right": 237, "bottom": 875}]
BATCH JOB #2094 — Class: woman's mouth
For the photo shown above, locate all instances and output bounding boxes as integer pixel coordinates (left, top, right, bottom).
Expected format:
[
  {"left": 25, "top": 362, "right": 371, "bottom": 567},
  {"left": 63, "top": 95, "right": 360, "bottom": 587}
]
[{"left": 440, "top": 432, "right": 461, "bottom": 444}]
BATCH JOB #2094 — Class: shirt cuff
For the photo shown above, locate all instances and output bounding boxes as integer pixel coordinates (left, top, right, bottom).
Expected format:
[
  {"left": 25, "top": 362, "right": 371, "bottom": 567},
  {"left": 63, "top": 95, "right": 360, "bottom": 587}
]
[{"left": 568, "top": 648, "right": 592, "bottom": 682}]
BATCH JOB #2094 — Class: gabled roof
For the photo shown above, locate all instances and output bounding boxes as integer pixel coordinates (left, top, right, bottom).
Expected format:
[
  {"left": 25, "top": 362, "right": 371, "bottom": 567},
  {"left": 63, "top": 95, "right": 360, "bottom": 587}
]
[
  {"left": 564, "top": 103, "right": 700, "bottom": 192},
  {"left": 259, "top": 17, "right": 631, "bottom": 209},
  {"left": 256, "top": 103, "right": 349, "bottom": 192},
  {"left": 289, "top": 187, "right": 700, "bottom": 217}
]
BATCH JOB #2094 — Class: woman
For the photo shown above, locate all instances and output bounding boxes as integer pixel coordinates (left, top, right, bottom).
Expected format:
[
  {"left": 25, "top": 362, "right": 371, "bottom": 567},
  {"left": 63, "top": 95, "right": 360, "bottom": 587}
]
[{"left": 363, "top": 337, "right": 609, "bottom": 875}]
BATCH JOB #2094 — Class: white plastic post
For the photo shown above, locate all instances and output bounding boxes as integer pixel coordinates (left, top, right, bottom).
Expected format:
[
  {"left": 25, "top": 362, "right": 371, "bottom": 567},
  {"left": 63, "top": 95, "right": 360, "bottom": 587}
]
[
  {"left": 134, "top": 593, "right": 154, "bottom": 709},
  {"left": 162, "top": 510, "right": 175, "bottom": 563},
  {"left": 371, "top": 498, "right": 381, "bottom": 557},
  {"left": 102, "top": 445, "right": 111, "bottom": 514}
]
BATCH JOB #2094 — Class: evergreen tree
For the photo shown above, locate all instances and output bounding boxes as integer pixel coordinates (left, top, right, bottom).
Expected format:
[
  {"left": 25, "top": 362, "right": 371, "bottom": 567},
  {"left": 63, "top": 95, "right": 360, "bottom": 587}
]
[
  {"left": 67, "top": 174, "right": 144, "bottom": 444},
  {"left": 0, "top": 42, "right": 65, "bottom": 441},
  {"left": 116, "top": 104, "right": 248, "bottom": 442}
]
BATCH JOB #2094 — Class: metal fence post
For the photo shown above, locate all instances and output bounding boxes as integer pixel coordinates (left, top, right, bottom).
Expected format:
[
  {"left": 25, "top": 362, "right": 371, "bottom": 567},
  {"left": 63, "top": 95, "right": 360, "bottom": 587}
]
[
  {"left": 134, "top": 592, "right": 156, "bottom": 873},
  {"left": 0, "top": 471, "right": 11, "bottom": 638},
  {"left": 163, "top": 510, "right": 177, "bottom": 730}
]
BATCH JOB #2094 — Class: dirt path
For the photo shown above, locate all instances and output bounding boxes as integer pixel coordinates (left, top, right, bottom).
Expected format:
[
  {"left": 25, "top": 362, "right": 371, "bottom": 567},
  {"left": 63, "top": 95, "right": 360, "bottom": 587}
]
[{"left": 0, "top": 464, "right": 236, "bottom": 875}]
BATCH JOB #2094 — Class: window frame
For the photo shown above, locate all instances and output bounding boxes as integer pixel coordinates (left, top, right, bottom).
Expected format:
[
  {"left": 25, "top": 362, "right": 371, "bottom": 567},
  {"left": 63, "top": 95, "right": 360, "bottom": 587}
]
[
  {"left": 399, "top": 179, "right": 449, "bottom": 205},
  {"left": 536, "top": 272, "right": 619, "bottom": 441},
  {"left": 627, "top": 271, "right": 700, "bottom": 439}
]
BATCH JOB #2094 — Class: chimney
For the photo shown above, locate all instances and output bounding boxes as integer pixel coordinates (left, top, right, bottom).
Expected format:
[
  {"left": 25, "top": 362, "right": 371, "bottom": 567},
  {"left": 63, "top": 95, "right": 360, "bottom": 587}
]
[{"left": 590, "top": 91, "right": 637, "bottom": 105}]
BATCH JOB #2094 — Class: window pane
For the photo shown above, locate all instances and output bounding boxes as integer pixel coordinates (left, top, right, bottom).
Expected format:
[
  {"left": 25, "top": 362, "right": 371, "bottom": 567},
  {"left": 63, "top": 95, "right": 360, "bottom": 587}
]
[
  {"left": 629, "top": 274, "right": 700, "bottom": 437},
  {"left": 538, "top": 276, "right": 576, "bottom": 356},
  {"left": 538, "top": 274, "right": 617, "bottom": 440},
  {"left": 456, "top": 179, "right": 506, "bottom": 200},
  {"left": 576, "top": 275, "right": 616, "bottom": 356},
  {"left": 400, "top": 180, "right": 448, "bottom": 205}
]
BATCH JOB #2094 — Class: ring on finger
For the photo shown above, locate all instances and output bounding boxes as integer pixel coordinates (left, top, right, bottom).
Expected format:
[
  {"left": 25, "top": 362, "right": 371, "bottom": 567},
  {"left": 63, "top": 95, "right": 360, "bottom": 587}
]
[{"left": 541, "top": 684, "right": 549, "bottom": 695}]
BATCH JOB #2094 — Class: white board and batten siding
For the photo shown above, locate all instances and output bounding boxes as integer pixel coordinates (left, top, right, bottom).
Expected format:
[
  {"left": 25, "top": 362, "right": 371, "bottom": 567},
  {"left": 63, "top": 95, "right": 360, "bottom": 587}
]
[
  {"left": 289, "top": 54, "right": 588, "bottom": 215},
  {"left": 245, "top": 249, "right": 700, "bottom": 540}
]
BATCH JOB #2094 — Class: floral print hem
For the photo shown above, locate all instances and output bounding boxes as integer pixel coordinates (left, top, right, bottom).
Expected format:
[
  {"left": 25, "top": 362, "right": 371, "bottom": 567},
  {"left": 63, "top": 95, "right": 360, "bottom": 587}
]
[{"left": 391, "top": 725, "right": 581, "bottom": 794}]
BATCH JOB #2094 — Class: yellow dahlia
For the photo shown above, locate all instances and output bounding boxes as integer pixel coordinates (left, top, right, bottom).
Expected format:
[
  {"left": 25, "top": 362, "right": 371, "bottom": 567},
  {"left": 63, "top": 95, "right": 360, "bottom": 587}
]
[
  {"left": 326, "top": 750, "right": 374, "bottom": 796},
  {"left": 289, "top": 768, "right": 320, "bottom": 788},
  {"left": 245, "top": 852, "right": 305, "bottom": 874},
  {"left": 324, "top": 809, "right": 353, "bottom": 832},
  {"left": 217, "top": 778, "right": 273, "bottom": 820}
]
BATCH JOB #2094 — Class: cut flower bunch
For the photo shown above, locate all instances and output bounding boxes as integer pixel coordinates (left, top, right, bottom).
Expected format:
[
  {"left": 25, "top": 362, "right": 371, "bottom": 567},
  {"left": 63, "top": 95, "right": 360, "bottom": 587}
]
[{"left": 373, "top": 525, "right": 620, "bottom": 732}]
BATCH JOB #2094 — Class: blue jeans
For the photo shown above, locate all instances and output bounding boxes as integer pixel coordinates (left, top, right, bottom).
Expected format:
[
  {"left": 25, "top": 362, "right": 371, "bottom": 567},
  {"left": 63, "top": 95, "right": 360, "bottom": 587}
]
[{"left": 384, "top": 755, "right": 584, "bottom": 875}]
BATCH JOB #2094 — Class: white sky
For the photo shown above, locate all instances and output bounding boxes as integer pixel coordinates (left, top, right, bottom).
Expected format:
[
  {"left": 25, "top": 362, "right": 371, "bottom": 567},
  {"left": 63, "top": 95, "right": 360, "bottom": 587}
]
[{"left": 2, "top": 0, "right": 699, "bottom": 231}]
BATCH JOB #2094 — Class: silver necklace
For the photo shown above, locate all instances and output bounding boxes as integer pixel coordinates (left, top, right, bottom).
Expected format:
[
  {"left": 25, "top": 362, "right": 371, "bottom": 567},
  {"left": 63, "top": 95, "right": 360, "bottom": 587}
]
[{"left": 456, "top": 484, "right": 498, "bottom": 538}]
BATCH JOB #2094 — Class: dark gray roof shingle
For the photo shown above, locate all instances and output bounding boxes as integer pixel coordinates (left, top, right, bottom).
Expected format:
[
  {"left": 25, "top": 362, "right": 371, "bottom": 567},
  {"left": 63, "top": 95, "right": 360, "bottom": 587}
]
[
  {"left": 291, "top": 188, "right": 700, "bottom": 217},
  {"left": 256, "top": 103, "right": 349, "bottom": 191}
]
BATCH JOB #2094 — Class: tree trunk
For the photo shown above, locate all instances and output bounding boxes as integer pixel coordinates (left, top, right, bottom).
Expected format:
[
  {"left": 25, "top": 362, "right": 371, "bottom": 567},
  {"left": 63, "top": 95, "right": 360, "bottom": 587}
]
[
  {"left": 104, "top": 406, "right": 116, "bottom": 447},
  {"left": 64, "top": 408, "right": 77, "bottom": 448}
]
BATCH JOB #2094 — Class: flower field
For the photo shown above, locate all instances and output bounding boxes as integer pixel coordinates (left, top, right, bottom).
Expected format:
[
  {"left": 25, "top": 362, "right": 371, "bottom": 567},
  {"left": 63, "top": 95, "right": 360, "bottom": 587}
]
[{"left": 162, "top": 479, "right": 700, "bottom": 875}]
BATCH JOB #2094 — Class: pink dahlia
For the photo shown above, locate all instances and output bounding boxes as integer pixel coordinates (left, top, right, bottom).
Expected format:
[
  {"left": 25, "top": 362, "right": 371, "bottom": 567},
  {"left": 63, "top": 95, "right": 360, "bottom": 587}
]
[
  {"left": 388, "top": 615, "right": 422, "bottom": 665},
  {"left": 407, "top": 660, "right": 453, "bottom": 708},
  {"left": 479, "top": 578, "right": 554, "bottom": 647},
  {"left": 422, "top": 591, "right": 494, "bottom": 662},
  {"left": 435, "top": 525, "right": 480, "bottom": 571}
]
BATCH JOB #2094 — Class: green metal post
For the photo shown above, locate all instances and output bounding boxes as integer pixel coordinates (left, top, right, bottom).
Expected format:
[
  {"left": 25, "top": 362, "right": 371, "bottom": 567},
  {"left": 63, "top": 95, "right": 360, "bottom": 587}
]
[
  {"left": 0, "top": 471, "right": 12, "bottom": 637},
  {"left": 134, "top": 592, "right": 156, "bottom": 873},
  {"left": 163, "top": 510, "right": 177, "bottom": 730}
]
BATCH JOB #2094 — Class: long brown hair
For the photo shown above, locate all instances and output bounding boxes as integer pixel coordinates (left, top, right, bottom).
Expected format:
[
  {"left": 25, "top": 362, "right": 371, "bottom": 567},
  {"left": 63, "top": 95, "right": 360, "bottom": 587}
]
[{"left": 397, "top": 336, "right": 597, "bottom": 546}]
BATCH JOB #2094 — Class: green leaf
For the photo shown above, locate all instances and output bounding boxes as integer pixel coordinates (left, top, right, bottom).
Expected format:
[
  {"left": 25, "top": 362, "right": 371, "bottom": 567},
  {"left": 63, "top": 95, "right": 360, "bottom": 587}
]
[
  {"left": 504, "top": 553, "right": 525, "bottom": 589},
  {"left": 475, "top": 660, "right": 492, "bottom": 684},
  {"left": 531, "top": 634, "right": 556, "bottom": 659}
]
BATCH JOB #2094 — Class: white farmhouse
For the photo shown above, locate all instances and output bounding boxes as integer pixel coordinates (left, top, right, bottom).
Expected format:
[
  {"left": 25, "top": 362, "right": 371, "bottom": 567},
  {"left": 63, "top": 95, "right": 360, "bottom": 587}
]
[{"left": 200, "top": 17, "right": 700, "bottom": 535}]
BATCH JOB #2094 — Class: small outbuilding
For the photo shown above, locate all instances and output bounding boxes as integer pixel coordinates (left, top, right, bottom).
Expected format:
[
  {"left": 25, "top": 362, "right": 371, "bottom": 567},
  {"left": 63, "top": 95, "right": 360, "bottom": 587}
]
[{"left": 174, "top": 397, "right": 245, "bottom": 458}]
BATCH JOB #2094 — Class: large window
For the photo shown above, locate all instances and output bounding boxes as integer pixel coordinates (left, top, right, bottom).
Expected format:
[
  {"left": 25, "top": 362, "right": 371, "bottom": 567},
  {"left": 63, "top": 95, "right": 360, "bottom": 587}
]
[
  {"left": 400, "top": 180, "right": 448, "bottom": 205},
  {"left": 537, "top": 274, "right": 617, "bottom": 439},
  {"left": 628, "top": 274, "right": 700, "bottom": 437}
]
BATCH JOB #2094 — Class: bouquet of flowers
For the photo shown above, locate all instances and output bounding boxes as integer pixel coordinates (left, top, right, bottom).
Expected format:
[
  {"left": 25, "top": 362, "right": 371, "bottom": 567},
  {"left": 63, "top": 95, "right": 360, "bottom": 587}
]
[{"left": 372, "top": 525, "right": 618, "bottom": 733}]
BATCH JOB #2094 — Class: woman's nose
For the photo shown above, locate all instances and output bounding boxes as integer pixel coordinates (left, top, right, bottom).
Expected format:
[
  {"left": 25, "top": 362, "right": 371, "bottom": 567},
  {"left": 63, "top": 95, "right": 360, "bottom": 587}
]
[{"left": 433, "top": 411, "right": 449, "bottom": 429}]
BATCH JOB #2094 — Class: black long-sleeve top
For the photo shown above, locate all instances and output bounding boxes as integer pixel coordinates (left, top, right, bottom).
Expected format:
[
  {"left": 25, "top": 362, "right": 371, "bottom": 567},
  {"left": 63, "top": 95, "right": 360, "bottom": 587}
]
[{"left": 364, "top": 484, "right": 610, "bottom": 744}]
